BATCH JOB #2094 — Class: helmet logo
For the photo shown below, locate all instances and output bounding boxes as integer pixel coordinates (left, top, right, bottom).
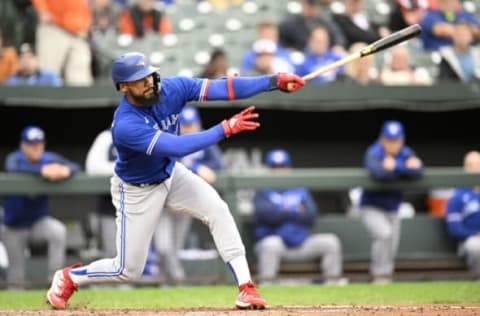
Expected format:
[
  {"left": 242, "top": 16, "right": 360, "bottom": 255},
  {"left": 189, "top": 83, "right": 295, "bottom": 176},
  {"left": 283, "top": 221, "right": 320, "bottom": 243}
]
[{"left": 136, "top": 57, "right": 148, "bottom": 67}]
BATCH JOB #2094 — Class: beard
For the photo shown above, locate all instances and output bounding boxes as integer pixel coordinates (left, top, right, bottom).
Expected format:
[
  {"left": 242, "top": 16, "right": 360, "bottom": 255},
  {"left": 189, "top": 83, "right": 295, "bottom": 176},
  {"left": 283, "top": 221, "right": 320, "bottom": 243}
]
[{"left": 130, "top": 90, "right": 158, "bottom": 107}]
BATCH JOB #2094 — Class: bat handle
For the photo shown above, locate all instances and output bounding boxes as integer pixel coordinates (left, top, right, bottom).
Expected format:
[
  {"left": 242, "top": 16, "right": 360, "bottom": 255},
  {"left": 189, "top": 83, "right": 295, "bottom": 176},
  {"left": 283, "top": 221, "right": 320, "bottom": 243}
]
[{"left": 286, "top": 75, "right": 308, "bottom": 92}]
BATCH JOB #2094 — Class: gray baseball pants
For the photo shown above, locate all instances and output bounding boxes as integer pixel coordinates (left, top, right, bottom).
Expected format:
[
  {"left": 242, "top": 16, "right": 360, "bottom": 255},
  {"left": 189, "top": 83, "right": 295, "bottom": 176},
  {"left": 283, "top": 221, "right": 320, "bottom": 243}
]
[
  {"left": 3, "top": 216, "right": 66, "bottom": 283},
  {"left": 154, "top": 210, "right": 192, "bottom": 281},
  {"left": 255, "top": 233, "right": 342, "bottom": 280},
  {"left": 459, "top": 236, "right": 480, "bottom": 276},
  {"left": 360, "top": 206, "right": 401, "bottom": 277},
  {"left": 80, "top": 162, "right": 245, "bottom": 283}
]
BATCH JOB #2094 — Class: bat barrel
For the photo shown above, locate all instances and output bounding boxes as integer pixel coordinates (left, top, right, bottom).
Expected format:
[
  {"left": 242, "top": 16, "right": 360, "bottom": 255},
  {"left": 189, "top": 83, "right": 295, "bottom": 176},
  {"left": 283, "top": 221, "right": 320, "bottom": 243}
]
[{"left": 360, "top": 24, "right": 422, "bottom": 57}]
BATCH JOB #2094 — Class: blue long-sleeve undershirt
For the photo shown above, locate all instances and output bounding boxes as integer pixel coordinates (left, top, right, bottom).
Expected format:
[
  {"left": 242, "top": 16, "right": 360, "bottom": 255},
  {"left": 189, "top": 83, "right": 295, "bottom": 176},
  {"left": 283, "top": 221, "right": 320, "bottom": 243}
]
[
  {"left": 152, "top": 124, "right": 225, "bottom": 158},
  {"left": 201, "top": 75, "right": 276, "bottom": 101}
]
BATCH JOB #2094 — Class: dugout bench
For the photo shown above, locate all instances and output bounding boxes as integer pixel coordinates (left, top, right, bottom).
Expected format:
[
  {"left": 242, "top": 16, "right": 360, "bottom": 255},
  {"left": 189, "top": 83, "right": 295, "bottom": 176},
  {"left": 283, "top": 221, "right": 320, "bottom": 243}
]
[{"left": 241, "top": 214, "right": 471, "bottom": 282}]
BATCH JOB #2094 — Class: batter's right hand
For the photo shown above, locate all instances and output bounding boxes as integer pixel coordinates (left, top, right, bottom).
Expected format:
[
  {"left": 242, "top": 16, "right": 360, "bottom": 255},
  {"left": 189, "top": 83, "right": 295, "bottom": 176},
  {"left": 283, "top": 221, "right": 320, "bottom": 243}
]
[
  {"left": 276, "top": 73, "right": 305, "bottom": 93},
  {"left": 221, "top": 105, "right": 260, "bottom": 137}
]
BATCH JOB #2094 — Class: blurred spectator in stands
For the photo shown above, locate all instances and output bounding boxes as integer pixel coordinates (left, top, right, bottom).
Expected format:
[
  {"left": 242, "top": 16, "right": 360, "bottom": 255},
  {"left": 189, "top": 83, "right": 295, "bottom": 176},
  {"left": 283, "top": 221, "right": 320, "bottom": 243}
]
[
  {"left": 333, "top": 0, "right": 390, "bottom": 49},
  {"left": 253, "top": 149, "right": 347, "bottom": 285},
  {"left": 91, "top": 0, "right": 122, "bottom": 35},
  {"left": 112, "top": 0, "right": 129, "bottom": 6},
  {"left": 438, "top": 22, "right": 480, "bottom": 82},
  {"left": 296, "top": 26, "right": 344, "bottom": 84},
  {"left": 359, "top": 120, "right": 423, "bottom": 284},
  {"left": 445, "top": 150, "right": 480, "bottom": 278},
  {"left": 199, "top": 49, "right": 228, "bottom": 79},
  {"left": 154, "top": 106, "right": 224, "bottom": 283},
  {"left": 379, "top": 45, "right": 433, "bottom": 85},
  {"left": 420, "top": 0, "right": 480, "bottom": 51},
  {"left": 342, "top": 42, "right": 379, "bottom": 84},
  {"left": 0, "top": 30, "right": 18, "bottom": 84},
  {"left": 85, "top": 128, "right": 117, "bottom": 259},
  {"left": 2, "top": 126, "right": 80, "bottom": 286},
  {"left": 389, "top": 0, "right": 428, "bottom": 32},
  {"left": 208, "top": 0, "right": 243, "bottom": 11},
  {"left": 246, "top": 39, "right": 291, "bottom": 76},
  {"left": 279, "top": 0, "right": 346, "bottom": 53},
  {"left": 32, "top": 0, "right": 93, "bottom": 86},
  {"left": 118, "top": 0, "right": 172, "bottom": 37},
  {"left": 11, "top": 0, "right": 38, "bottom": 47},
  {"left": 5, "top": 43, "right": 62, "bottom": 87},
  {"left": 241, "top": 21, "right": 292, "bottom": 75},
  {"left": 90, "top": 0, "right": 122, "bottom": 79}
]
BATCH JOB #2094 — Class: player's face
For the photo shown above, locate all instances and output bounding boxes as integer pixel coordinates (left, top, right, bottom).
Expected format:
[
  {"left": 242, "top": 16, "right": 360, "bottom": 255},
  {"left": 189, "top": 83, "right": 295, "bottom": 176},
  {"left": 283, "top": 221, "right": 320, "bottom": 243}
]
[
  {"left": 121, "top": 74, "right": 156, "bottom": 107},
  {"left": 381, "top": 137, "right": 404, "bottom": 156},
  {"left": 21, "top": 142, "right": 45, "bottom": 163}
]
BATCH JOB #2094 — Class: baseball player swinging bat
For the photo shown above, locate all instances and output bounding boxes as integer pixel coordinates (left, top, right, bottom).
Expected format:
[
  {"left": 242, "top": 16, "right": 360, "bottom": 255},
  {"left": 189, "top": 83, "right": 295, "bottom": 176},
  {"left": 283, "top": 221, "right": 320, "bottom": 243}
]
[{"left": 287, "top": 24, "right": 422, "bottom": 90}]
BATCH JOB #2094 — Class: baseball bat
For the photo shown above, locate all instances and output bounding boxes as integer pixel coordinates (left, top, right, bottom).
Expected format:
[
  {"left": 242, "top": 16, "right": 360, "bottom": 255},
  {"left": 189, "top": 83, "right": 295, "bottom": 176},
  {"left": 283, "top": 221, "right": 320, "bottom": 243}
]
[{"left": 288, "top": 24, "right": 422, "bottom": 89}]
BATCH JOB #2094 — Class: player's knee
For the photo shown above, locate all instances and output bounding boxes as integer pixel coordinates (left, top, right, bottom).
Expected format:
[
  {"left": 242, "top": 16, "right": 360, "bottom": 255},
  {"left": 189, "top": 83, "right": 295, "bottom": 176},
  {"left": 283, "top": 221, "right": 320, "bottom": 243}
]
[
  {"left": 319, "top": 234, "right": 341, "bottom": 253},
  {"left": 48, "top": 221, "right": 67, "bottom": 245},
  {"left": 464, "top": 238, "right": 480, "bottom": 257},
  {"left": 373, "top": 226, "right": 394, "bottom": 241},
  {"left": 257, "top": 236, "right": 284, "bottom": 254},
  {"left": 204, "top": 200, "right": 232, "bottom": 225}
]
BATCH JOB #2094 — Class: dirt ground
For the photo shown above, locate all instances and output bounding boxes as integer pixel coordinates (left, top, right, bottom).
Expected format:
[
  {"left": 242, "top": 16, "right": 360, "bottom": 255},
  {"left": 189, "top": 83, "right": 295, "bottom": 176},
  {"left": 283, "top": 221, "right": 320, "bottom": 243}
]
[{"left": 1, "top": 305, "right": 480, "bottom": 316}]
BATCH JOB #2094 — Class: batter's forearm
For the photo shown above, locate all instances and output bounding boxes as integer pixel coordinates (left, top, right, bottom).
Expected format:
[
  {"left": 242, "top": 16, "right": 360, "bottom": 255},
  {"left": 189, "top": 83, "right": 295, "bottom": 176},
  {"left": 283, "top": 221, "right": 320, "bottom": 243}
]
[
  {"left": 204, "top": 75, "right": 276, "bottom": 101},
  {"left": 152, "top": 124, "right": 225, "bottom": 158}
]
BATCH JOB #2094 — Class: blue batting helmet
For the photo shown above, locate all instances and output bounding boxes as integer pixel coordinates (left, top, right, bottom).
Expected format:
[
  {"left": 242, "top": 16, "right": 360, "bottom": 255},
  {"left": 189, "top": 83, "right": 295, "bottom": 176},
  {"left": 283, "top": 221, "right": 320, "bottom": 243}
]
[
  {"left": 111, "top": 52, "right": 158, "bottom": 90},
  {"left": 265, "top": 149, "right": 291, "bottom": 167}
]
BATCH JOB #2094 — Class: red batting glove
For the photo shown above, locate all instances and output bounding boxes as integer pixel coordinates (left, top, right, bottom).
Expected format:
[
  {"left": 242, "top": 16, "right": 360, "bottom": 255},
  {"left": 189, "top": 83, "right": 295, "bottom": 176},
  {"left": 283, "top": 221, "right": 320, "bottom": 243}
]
[
  {"left": 277, "top": 73, "right": 305, "bottom": 93},
  {"left": 221, "top": 105, "right": 260, "bottom": 137}
]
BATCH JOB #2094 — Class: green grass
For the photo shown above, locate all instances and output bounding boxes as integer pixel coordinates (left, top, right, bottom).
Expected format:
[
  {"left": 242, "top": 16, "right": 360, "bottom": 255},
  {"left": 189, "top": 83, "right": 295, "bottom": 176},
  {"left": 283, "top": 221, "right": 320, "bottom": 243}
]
[{"left": 0, "top": 281, "right": 479, "bottom": 310}]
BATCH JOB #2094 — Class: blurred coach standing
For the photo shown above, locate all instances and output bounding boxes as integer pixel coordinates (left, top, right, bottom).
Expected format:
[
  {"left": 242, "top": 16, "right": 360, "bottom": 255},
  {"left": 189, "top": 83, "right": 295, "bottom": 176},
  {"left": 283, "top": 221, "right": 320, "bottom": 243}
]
[
  {"left": 2, "top": 126, "right": 80, "bottom": 286},
  {"left": 359, "top": 121, "right": 423, "bottom": 284}
]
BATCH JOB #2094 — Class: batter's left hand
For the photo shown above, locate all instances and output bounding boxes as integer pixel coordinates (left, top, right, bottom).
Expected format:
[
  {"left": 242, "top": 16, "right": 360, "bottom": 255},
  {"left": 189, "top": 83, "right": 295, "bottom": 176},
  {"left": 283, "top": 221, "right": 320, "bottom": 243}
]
[
  {"left": 276, "top": 73, "right": 305, "bottom": 93},
  {"left": 221, "top": 105, "right": 260, "bottom": 137}
]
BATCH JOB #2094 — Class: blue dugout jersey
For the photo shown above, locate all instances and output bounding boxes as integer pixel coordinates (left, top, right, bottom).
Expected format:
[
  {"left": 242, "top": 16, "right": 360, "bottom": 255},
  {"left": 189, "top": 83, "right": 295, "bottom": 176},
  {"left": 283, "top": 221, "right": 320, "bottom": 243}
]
[
  {"left": 446, "top": 188, "right": 480, "bottom": 240},
  {"left": 360, "top": 141, "right": 423, "bottom": 211},
  {"left": 3, "top": 150, "right": 80, "bottom": 227}
]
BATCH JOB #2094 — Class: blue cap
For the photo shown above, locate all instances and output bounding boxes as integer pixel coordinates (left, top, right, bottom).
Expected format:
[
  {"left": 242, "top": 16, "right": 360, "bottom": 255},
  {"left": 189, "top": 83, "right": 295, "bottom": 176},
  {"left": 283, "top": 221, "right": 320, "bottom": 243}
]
[
  {"left": 380, "top": 120, "right": 404, "bottom": 140},
  {"left": 265, "top": 149, "right": 291, "bottom": 167},
  {"left": 21, "top": 126, "right": 45, "bottom": 143},
  {"left": 179, "top": 106, "right": 201, "bottom": 125}
]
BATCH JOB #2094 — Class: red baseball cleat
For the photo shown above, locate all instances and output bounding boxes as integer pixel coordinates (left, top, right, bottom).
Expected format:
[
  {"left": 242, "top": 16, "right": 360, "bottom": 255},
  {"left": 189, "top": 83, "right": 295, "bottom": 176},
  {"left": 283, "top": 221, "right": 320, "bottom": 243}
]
[
  {"left": 236, "top": 281, "right": 267, "bottom": 310},
  {"left": 46, "top": 263, "right": 81, "bottom": 309}
]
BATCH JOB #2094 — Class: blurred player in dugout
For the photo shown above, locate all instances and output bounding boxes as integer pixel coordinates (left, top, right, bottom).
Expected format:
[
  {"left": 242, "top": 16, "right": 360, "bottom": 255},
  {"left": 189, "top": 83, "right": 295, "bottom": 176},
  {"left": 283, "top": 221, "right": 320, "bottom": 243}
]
[
  {"left": 359, "top": 120, "right": 423, "bottom": 284},
  {"left": 154, "top": 105, "right": 225, "bottom": 283},
  {"left": 253, "top": 149, "right": 347, "bottom": 285},
  {"left": 446, "top": 150, "right": 480, "bottom": 278},
  {"left": 2, "top": 126, "right": 80, "bottom": 286},
  {"left": 85, "top": 128, "right": 118, "bottom": 259}
]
